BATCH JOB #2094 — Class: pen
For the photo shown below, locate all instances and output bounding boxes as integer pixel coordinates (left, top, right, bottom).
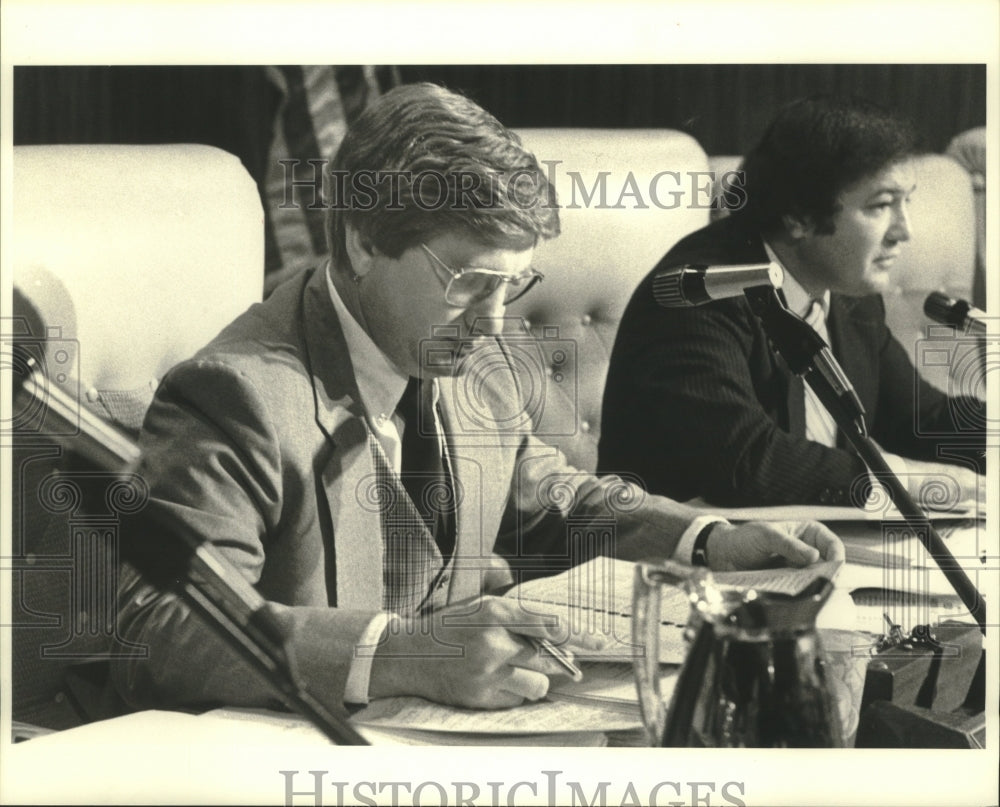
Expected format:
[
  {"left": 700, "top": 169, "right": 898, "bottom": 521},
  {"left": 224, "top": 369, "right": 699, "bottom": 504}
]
[{"left": 529, "top": 636, "right": 583, "bottom": 682}]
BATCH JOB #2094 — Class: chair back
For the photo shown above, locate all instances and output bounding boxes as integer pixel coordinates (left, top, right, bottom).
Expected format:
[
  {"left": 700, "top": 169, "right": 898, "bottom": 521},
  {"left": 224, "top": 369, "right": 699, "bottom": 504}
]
[
  {"left": 8, "top": 144, "right": 264, "bottom": 730},
  {"left": 507, "top": 129, "right": 712, "bottom": 471}
]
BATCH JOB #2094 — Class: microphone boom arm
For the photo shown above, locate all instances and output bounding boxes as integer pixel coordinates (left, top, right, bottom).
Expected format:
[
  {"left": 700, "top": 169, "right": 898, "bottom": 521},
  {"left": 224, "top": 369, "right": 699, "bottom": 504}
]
[
  {"left": 742, "top": 287, "right": 986, "bottom": 634},
  {"left": 14, "top": 356, "right": 368, "bottom": 745}
]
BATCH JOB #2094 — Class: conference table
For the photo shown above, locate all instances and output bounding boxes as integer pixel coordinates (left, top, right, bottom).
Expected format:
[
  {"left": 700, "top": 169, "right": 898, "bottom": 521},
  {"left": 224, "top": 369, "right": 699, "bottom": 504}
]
[{"left": 2, "top": 505, "right": 991, "bottom": 806}]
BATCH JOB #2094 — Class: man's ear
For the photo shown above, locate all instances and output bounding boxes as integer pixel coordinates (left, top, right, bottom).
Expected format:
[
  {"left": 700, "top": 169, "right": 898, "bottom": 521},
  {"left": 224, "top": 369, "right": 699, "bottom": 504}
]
[
  {"left": 781, "top": 212, "right": 814, "bottom": 241},
  {"left": 344, "top": 223, "right": 377, "bottom": 279}
]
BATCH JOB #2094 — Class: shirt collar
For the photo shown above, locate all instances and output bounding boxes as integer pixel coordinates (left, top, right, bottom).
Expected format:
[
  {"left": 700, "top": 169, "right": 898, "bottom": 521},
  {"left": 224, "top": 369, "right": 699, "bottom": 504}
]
[
  {"left": 325, "top": 261, "right": 409, "bottom": 424},
  {"left": 762, "top": 239, "right": 830, "bottom": 318}
]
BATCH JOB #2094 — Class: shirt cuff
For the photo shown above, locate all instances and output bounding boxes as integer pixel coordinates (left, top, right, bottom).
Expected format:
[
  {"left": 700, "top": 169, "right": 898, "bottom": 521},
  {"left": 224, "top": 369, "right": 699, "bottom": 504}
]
[
  {"left": 672, "top": 514, "right": 730, "bottom": 566},
  {"left": 344, "top": 612, "right": 397, "bottom": 705}
]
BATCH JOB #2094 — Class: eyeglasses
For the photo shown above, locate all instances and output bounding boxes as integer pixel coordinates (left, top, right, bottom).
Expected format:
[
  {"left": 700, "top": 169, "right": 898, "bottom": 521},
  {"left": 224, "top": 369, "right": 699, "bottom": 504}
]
[{"left": 420, "top": 243, "right": 544, "bottom": 307}]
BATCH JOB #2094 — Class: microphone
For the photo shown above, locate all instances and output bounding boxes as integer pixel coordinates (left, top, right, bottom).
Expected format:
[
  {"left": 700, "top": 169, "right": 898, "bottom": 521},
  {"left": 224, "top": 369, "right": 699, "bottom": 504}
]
[
  {"left": 924, "top": 292, "right": 987, "bottom": 336},
  {"left": 9, "top": 293, "right": 368, "bottom": 745},
  {"left": 14, "top": 352, "right": 142, "bottom": 470},
  {"left": 653, "top": 262, "right": 784, "bottom": 308}
]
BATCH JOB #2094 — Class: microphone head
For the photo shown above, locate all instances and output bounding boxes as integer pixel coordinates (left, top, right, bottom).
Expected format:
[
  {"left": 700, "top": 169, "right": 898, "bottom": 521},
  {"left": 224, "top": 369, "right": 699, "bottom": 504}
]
[
  {"left": 652, "top": 266, "right": 706, "bottom": 308},
  {"left": 924, "top": 291, "right": 966, "bottom": 327},
  {"left": 653, "top": 263, "right": 783, "bottom": 308}
]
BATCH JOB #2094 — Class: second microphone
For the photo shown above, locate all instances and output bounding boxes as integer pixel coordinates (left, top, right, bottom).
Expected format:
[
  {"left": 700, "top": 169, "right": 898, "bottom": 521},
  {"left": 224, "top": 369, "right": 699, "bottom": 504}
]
[{"left": 653, "top": 263, "right": 784, "bottom": 308}]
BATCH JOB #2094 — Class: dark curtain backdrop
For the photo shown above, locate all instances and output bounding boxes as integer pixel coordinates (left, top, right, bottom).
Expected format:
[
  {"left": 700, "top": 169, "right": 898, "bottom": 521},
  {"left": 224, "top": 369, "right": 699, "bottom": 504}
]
[
  {"left": 16, "top": 64, "right": 984, "bottom": 159},
  {"left": 398, "top": 64, "right": 985, "bottom": 155},
  {"left": 14, "top": 66, "right": 283, "bottom": 183},
  {"left": 13, "top": 65, "right": 400, "bottom": 277}
]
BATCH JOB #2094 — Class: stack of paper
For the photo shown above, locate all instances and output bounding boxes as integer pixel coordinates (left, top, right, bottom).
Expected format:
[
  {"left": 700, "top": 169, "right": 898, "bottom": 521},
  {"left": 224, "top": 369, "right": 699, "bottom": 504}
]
[
  {"left": 350, "top": 696, "right": 627, "bottom": 745},
  {"left": 834, "top": 522, "right": 984, "bottom": 632},
  {"left": 503, "top": 555, "right": 843, "bottom": 663},
  {"left": 208, "top": 706, "right": 610, "bottom": 747},
  {"left": 679, "top": 504, "right": 987, "bottom": 635}
]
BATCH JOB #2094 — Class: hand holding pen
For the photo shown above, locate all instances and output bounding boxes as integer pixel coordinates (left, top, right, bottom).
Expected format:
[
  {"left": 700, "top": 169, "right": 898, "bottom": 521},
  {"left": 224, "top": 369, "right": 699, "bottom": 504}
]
[{"left": 369, "top": 595, "right": 600, "bottom": 709}]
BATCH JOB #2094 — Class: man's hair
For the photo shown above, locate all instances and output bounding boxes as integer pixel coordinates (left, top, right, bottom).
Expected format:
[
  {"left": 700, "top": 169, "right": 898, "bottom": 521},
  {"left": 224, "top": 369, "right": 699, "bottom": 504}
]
[
  {"left": 733, "top": 95, "right": 919, "bottom": 236},
  {"left": 325, "top": 82, "right": 559, "bottom": 271}
]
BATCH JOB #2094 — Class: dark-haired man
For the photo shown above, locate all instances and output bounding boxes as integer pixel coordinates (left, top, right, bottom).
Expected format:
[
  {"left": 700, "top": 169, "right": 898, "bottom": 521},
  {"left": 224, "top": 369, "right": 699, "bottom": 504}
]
[
  {"left": 113, "top": 84, "right": 842, "bottom": 716},
  {"left": 599, "top": 96, "right": 984, "bottom": 508}
]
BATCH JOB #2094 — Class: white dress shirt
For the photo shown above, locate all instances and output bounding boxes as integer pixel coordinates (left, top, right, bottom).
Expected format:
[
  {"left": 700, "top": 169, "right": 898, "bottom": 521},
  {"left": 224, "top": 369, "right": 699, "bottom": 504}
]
[
  {"left": 761, "top": 243, "right": 906, "bottom": 501},
  {"left": 324, "top": 261, "right": 715, "bottom": 697},
  {"left": 325, "top": 263, "right": 408, "bottom": 704},
  {"left": 763, "top": 242, "right": 837, "bottom": 448}
]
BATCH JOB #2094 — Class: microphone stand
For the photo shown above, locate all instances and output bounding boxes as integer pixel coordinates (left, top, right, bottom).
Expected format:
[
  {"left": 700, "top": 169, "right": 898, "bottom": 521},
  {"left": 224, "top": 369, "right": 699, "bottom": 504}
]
[
  {"left": 15, "top": 358, "right": 368, "bottom": 745},
  {"left": 742, "top": 287, "right": 987, "bottom": 634}
]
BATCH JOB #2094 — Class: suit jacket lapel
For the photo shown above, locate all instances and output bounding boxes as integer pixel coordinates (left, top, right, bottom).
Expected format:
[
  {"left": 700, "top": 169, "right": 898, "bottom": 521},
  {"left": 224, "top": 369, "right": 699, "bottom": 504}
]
[
  {"left": 434, "top": 373, "right": 512, "bottom": 605},
  {"left": 826, "top": 295, "right": 877, "bottom": 448},
  {"left": 299, "top": 266, "right": 383, "bottom": 611},
  {"left": 741, "top": 233, "right": 802, "bottom": 437},
  {"left": 297, "top": 270, "right": 519, "bottom": 610}
]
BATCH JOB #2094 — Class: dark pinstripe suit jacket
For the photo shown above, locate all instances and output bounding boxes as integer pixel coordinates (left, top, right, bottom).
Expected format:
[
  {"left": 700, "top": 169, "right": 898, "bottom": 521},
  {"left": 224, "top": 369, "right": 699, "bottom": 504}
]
[{"left": 598, "top": 217, "right": 985, "bottom": 507}]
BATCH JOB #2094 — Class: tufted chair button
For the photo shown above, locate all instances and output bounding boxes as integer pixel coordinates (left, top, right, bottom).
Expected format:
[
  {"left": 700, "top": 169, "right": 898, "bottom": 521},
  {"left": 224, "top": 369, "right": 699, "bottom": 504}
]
[
  {"left": 581, "top": 420, "right": 591, "bottom": 433},
  {"left": 86, "top": 387, "right": 100, "bottom": 403},
  {"left": 581, "top": 314, "right": 592, "bottom": 326}
]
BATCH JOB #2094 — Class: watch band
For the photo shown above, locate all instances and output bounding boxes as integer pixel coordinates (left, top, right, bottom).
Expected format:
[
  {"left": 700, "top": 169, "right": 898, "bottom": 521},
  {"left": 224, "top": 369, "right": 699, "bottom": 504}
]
[{"left": 692, "top": 520, "right": 719, "bottom": 567}]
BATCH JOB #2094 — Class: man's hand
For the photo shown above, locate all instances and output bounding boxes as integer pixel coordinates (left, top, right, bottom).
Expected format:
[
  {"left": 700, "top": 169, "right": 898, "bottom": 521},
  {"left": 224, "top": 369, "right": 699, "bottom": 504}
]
[
  {"left": 875, "top": 447, "right": 983, "bottom": 511},
  {"left": 706, "top": 521, "right": 844, "bottom": 571},
  {"left": 480, "top": 554, "right": 515, "bottom": 594},
  {"left": 898, "top": 458, "right": 983, "bottom": 511},
  {"left": 368, "top": 596, "right": 602, "bottom": 709}
]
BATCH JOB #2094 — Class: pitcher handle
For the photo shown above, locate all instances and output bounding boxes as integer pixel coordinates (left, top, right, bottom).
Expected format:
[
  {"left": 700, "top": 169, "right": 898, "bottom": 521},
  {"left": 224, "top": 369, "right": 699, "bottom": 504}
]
[{"left": 632, "top": 559, "right": 690, "bottom": 746}]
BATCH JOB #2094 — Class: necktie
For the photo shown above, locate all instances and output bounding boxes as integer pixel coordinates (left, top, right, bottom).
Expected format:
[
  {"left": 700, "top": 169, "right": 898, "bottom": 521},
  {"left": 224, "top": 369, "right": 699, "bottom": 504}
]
[
  {"left": 366, "top": 429, "right": 443, "bottom": 614},
  {"left": 397, "top": 377, "right": 455, "bottom": 558},
  {"left": 803, "top": 299, "right": 838, "bottom": 447}
]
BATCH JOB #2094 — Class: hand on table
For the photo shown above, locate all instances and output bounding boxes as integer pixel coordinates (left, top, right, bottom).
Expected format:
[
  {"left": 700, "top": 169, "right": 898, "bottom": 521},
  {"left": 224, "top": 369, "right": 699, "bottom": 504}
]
[
  {"left": 368, "top": 595, "right": 603, "bottom": 709},
  {"left": 872, "top": 444, "right": 983, "bottom": 512},
  {"left": 705, "top": 520, "right": 845, "bottom": 571},
  {"left": 897, "top": 458, "right": 983, "bottom": 511}
]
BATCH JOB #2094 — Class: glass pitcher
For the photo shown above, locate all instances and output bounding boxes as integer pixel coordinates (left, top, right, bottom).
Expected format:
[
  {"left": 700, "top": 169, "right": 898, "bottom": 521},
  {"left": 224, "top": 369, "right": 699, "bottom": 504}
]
[{"left": 632, "top": 559, "right": 848, "bottom": 748}]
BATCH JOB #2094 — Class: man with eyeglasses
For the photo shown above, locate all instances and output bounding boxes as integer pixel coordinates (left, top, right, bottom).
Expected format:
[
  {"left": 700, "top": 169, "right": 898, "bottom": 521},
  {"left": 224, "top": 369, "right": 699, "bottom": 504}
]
[{"left": 113, "top": 83, "right": 842, "bottom": 715}]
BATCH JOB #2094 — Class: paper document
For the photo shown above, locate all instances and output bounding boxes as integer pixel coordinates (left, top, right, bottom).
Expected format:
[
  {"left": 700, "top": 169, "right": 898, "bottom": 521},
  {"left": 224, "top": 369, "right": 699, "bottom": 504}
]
[
  {"left": 549, "top": 662, "right": 678, "bottom": 709},
  {"left": 834, "top": 520, "right": 988, "bottom": 600},
  {"left": 503, "top": 556, "right": 841, "bottom": 663},
  {"left": 351, "top": 694, "right": 643, "bottom": 734},
  {"left": 205, "top": 707, "right": 607, "bottom": 746},
  {"left": 711, "top": 560, "right": 842, "bottom": 595},
  {"left": 504, "top": 556, "right": 687, "bottom": 663},
  {"left": 684, "top": 499, "right": 981, "bottom": 522}
]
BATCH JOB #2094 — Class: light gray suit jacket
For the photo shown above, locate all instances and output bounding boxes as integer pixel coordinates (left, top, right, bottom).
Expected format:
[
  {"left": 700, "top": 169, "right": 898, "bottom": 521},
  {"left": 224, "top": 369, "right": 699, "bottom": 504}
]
[{"left": 112, "top": 266, "right": 696, "bottom": 713}]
